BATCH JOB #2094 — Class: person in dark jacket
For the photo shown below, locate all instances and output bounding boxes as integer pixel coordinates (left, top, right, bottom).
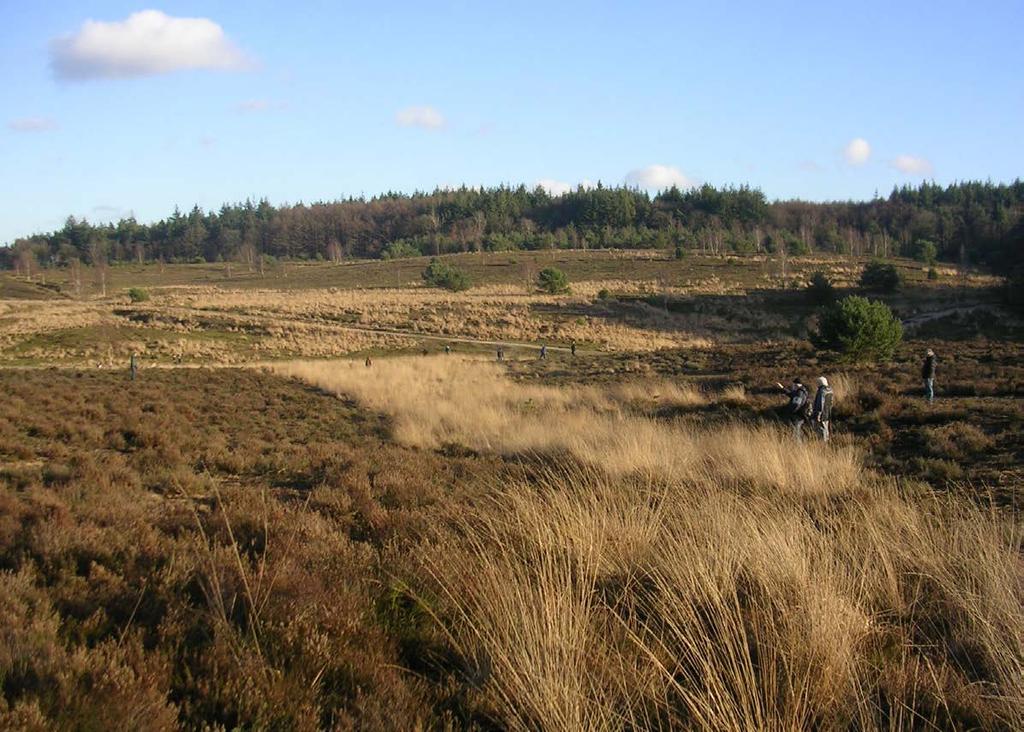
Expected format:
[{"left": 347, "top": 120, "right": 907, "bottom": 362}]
[
  {"left": 810, "top": 376, "right": 834, "bottom": 442},
  {"left": 776, "top": 378, "right": 810, "bottom": 441},
  {"left": 129, "top": 352, "right": 138, "bottom": 381},
  {"left": 922, "top": 349, "right": 936, "bottom": 403}
]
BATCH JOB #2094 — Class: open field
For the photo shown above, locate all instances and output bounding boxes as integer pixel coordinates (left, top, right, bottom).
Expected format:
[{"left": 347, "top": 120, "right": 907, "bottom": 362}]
[
  {"left": 0, "top": 250, "right": 1008, "bottom": 366},
  {"left": 1, "top": 252, "right": 1022, "bottom": 729}
]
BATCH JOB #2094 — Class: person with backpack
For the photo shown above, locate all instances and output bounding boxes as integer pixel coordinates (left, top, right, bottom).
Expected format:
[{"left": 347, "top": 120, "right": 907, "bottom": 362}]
[
  {"left": 776, "top": 378, "right": 810, "bottom": 441},
  {"left": 810, "top": 376, "right": 834, "bottom": 443},
  {"left": 922, "top": 348, "right": 936, "bottom": 403}
]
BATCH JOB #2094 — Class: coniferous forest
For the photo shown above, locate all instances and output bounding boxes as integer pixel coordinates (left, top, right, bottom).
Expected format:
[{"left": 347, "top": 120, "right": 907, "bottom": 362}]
[{"left": 3, "top": 180, "right": 1022, "bottom": 272}]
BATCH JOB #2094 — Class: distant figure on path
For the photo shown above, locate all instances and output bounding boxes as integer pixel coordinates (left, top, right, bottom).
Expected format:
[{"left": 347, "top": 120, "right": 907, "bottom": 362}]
[
  {"left": 129, "top": 352, "right": 138, "bottom": 381},
  {"left": 776, "top": 378, "right": 810, "bottom": 441},
  {"left": 496, "top": 347, "right": 504, "bottom": 361},
  {"left": 570, "top": 341, "right": 577, "bottom": 357},
  {"left": 444, "top": 344, "right": 451, "bottom": 355},
  {"left": 810, "top": 376, "right": 834, "bottom": 442},
  {"left": 922, "top": 348, "right": 936, "bottom": 403},
  {"left": 365, "top": 357, "right": 372, "bottom": 368},
  {"left": 539, "top": 344, "right": 547, "bottom": 360}
]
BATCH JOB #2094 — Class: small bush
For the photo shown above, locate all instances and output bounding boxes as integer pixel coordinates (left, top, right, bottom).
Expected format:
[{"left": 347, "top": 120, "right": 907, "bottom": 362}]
[
  {"left": 927, "top": 267, "right": 939, "bottom": 280},
  {"left": 859, "top": 260, "right": 901, "bottom": 292},
  {"left": 127, "top": 287, "right": 150, "bottom": 303},
  {"left": 806, "top": 271, "right": 835, "bottom": 305},
  {"left": 921, "top": 422, "right": 994, "bottom": 461},
  {"left": 421, "top": 258, "right": 470, "bottom": 292},
  {"left": 912, "top": 239, "right": 938, "bottom": 265},
  {"left": 913, "top": 457, "right": 965, "bottom": 483},
  {"left": 786, "top": 233, "right": 810, "bottom": 256},
  {"left": 814, "top": 295, "right": 903, "bottom": 362},
  {"left": 383, "top": 240, "right": 423, "bottom": 260},
  {"left": 597, "top": 288, "right": 611, "bottom": 301},
  {"left": 537, "top": 267, "right": 570, "bottom": 294}
]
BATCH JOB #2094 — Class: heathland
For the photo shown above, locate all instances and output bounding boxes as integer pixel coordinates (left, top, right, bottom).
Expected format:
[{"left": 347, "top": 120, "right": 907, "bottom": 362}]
[{"left": 0, "top": 248, "right": 1021, "bottom": 730}]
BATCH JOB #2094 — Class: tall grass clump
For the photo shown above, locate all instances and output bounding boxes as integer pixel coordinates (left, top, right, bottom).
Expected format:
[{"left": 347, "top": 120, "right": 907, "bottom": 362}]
[
  {"left": 423, "top": 469, "right": 1024, "bottom": 731},
  {"left": 276, "top": 357, "right": 862, "bottom": 495}
]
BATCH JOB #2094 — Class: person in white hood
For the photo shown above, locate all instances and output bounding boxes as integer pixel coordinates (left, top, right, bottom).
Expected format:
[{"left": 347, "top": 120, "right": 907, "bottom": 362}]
[{"left": 811, "top": 376, "right": 834, "bottom": 442}]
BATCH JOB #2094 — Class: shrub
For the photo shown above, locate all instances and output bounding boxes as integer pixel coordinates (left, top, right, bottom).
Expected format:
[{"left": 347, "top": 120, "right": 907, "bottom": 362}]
[
  {"left": 537, "top": 267, "right": 570, "bottom": 294},
  {"left": 597, "top": 288, "right": 611, "bottom": 301},
  {"left": 859, "top": 260, "right": 901, "bottom": 292},
  {"left": 421, "top": 258, "right": 470, "bottom": 291},
  {"left": 814, "top": 295, "right": 903, "bottom": 362},
  {"left": 127, "top": 287, "right": 150, "bottom": 303},
  {"left": 912, "top": 238, "right": 938, "bottom": 265},
  {"left": 383, "top": 240, "right": 423, "bottom": 260},
  {"left": 927, "top": 267, "right": 939, "bottom": 280},
  {"left": 786, "top": 233, "right": 810, "bottom": 256},
  {"left": 673, "top": 243, "right": 685, "bottom": 260},
  {"left": 806, "top": 271, "right": 835, "bottom": 306}
]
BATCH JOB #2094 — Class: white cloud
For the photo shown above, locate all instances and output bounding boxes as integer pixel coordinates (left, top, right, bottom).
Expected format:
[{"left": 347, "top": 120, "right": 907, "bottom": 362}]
[
  {"left": 50, "top": 10, "right": 251, "bottom": 80},
  {"left": 535, "top": 179, "right": 573, "bottom": 196},
  {"left": 892, "top": 154, "right": 934, "bottom": 176},
  {"left": 234, "top": 99, "right": 285, "bottom": 113},
  {"left": 843, "top": 137, "right": 871, "bottom": 166},
  {"left": 624, "top": 164, "right": 697, "bottom": 190},
  {"left": 395, "top": 105, "right": 445, "bottom": 130},
  {"left": 535, "top": 179, "right": 600, "bottom": 195},
  {"left": 8, "top": 117, "right": 58, "bottom": 132}
]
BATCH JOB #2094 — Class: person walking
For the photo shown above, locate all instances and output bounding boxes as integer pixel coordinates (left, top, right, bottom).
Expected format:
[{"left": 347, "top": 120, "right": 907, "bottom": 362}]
[
  {"left": 444, "top": 344, "right": 451, "bottom": 355},
  {"left": 570, "top": 341, "right": 577, "bottom": 357},
  {"left": 129, "top": 352, "right": 138, "bottom": 381},
  {"left": 539, "top": 344, "right": 547, "bottom": 360},
  {"left": 776, "top": 378, "right": 810, "bottom": 441},
  {"left": 496, "top": 346, "right": 504, "bottom": 362},
  {"left": 810, "top": 376, "right": 834, "bottom": 443},
  {"left": 364, "top": 356, "right": 372, "bottom": 368},
  {"left": 922, "top": 348, "right": 936, "bottom": 403}
]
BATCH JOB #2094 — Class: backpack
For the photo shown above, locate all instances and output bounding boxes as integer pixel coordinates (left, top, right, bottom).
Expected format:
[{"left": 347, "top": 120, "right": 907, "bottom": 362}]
[{"left": 791, "top": 386, "right": 810, "bottom": 417}]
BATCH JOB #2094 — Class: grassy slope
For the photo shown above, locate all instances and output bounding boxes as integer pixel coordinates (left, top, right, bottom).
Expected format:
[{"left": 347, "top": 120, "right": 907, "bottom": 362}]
[{"left": 3, "top": 249, "right": 948, "bottom": 294}]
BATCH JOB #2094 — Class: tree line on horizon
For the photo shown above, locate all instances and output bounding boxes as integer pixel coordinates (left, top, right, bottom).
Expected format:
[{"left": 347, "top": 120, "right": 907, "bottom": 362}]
[{"left": 3, "top": 180, "right": 1022, "bottom": 275}]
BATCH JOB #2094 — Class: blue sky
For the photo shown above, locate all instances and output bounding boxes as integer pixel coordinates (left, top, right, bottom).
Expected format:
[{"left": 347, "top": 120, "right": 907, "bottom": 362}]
[{"left": 2, "top": 1, "right": 1022, "bottom": 243}]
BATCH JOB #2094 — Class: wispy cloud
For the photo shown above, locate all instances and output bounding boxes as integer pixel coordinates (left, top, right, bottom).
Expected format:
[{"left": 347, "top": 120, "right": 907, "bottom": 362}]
[
  {"left": 843, "top": 137, "right": 871, "bottom": 166},
  {"left": 625, "top": 164, "right": 697, "bottom": 190},
  {"left": 8, "top": 117, "right": 58, "bottom": 132},
  {"left": 50, "top": 10, "right": 252, "bottom": 81},
  {"left": 891, "top": 154, "right": 934, "bottom": 176},
  {"left": 395, "top": 105, "right": 445, "bottom": 130},
  {"left": 91, "top": 204, "right": 128, "bottom": 220},
  {"left": 234, "top": 99, "right": 286, "bottom": 113}
]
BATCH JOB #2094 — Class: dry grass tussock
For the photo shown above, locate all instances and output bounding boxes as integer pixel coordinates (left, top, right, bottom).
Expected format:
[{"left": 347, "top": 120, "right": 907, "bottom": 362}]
[
  {"left": 423, "top": 468, "right": 1024, "bottom": 730},
  {"left": 277, "top": 356, "right": 861, "bottom": 495}
]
